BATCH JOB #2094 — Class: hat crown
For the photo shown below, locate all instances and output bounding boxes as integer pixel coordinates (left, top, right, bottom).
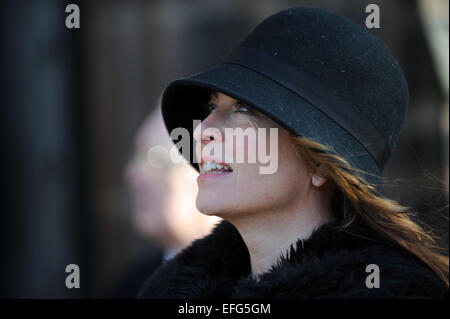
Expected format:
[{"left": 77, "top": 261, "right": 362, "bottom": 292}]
[{"left": 232, "top": 7, "right": 408, "bottom": 165}]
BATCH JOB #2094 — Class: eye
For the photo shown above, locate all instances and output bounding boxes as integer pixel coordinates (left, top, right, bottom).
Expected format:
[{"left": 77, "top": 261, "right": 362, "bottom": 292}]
[
  {"left": 232, "top": 101, "right": 250, "bottom": 113},
  {"left": 207, "top": 103, "right": 217, "bottom": 114}
]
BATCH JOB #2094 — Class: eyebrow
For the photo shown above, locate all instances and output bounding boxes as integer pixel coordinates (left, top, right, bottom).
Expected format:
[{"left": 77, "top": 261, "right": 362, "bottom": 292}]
[
  {"left": 210, "top": 90, "right": 218, "bottom": 99},
  {"left": 208, "top": 90, "right": 240, "bottom": 105}
]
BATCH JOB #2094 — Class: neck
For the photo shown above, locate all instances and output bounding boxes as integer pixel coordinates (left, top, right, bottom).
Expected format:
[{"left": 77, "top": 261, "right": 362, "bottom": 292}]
[{"left": 227, "top": 189, "right": 335, "bottom": 277}]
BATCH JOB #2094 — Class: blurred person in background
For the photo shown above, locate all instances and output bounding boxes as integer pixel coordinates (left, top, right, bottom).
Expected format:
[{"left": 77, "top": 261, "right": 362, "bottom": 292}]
[{"left": 114, "top": 104, "right": 219, "bottom": 297}]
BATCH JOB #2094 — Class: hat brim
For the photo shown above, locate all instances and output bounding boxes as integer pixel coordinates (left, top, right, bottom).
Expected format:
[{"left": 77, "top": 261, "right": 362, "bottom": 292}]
[{"left": 161, "top": 63, "right": 383, "bottom": 189}]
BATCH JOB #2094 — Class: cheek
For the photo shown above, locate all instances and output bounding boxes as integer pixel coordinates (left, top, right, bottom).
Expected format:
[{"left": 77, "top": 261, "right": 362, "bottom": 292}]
[
  {"left": 223, "top": 127, "right": 257, "bottom": 164},
  {"left": 242, "top": 138, "right": 310, "bottom": 208},
  {"left": 232, "top": 163, "right": 299, "bottom": 211},
  {"left": 232, "top": 135, "right": 256, "bottom": 163}
]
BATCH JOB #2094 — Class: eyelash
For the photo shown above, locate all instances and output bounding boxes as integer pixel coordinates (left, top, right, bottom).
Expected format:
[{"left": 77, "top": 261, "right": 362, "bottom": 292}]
[{"left": 208, "top": 101, "right": 250, "bottom": 113}]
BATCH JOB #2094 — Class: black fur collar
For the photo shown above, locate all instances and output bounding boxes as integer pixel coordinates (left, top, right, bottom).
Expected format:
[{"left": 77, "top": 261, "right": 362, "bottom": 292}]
[{"left": 138, "top": 219, "right": 447, "bottom": 299}]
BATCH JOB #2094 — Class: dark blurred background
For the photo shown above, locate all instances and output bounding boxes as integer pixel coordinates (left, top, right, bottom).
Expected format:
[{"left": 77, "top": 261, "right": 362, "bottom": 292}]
[{"left": 1, "top": 0, "right": 448, "bottom": 298}]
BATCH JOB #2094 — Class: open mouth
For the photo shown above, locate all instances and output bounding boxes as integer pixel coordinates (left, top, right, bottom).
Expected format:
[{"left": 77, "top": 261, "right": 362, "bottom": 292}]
[{"left": 200, "top": 161, "right": 233, "bottom": 175}]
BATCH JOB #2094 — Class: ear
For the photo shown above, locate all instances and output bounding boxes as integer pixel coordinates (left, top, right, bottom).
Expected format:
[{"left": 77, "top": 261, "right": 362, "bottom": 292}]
[
  {"left": 309, "top": 164, "right": 328, "bottom": 188},
  {"left": 311, "top": 173, "right": 327, "bottom": 187}
]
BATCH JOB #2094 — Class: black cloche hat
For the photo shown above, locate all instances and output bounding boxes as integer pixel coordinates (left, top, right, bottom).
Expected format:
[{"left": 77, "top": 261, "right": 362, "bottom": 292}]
[{"left": 160, "top": 7, "right": 409, "bottom": 189}]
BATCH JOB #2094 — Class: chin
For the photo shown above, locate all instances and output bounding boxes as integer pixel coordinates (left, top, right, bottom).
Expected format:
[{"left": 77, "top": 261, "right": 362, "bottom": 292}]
[
  {"left": 196, "top": 196, "right": 219, "bottom": 216},
  {"left": 196, "top": 192, "right": 230, "bottom": 217}
]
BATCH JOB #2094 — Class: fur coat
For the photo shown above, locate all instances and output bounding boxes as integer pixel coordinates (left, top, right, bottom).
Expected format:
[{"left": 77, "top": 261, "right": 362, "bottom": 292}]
[{"left": 138, "top": 219, "right": 447, "bottom": 299}]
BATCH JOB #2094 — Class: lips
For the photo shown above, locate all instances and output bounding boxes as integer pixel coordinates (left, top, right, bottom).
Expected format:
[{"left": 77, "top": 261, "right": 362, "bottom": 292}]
[{"left": 199, "top": 158, "right": 233, "bottom": 175}]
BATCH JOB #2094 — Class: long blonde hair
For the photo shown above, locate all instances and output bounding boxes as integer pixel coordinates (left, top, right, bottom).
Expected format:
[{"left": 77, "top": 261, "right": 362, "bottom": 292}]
[{"left": 292, "top": 136, "right": 449, "bottom": 288}]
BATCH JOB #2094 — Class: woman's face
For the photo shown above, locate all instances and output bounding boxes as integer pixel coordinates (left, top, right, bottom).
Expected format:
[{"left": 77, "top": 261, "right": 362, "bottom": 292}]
[{"left": 193, "top": 91, "right": 314, "bottom": 219}]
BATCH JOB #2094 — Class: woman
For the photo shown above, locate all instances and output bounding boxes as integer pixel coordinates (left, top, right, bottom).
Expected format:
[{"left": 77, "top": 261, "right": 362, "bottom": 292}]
[{"left": 138, "top": 7, "right": 448, "bottom": 298}]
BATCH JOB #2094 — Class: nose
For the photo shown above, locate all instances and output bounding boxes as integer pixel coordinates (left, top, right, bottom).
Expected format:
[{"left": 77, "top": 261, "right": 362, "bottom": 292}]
[{"left": 193, "top": 113, "right": 224, "bottom": 145}]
